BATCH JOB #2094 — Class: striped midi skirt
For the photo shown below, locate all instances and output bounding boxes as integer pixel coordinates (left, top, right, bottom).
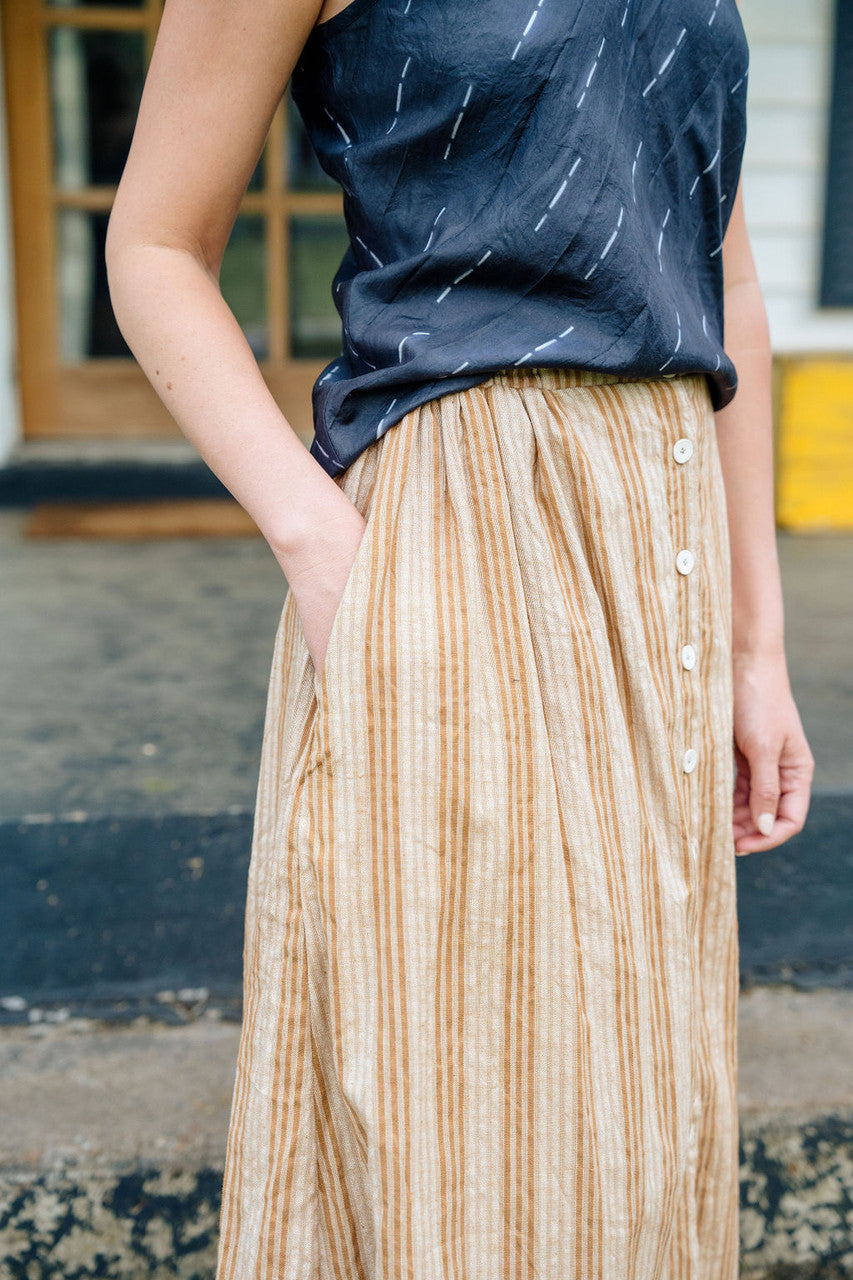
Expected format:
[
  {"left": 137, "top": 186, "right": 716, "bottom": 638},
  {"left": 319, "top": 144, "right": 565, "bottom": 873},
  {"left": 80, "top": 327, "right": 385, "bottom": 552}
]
[{"left": 216, "top": 367, "right": 739, "bottom": 1280}]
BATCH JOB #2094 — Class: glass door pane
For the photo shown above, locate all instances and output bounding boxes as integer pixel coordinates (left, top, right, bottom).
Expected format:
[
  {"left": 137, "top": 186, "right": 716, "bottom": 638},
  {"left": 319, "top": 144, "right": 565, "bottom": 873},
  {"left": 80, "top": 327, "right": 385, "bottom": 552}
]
[
  {"left": 289, "top": 217, "right": 350, "bottom": 359},
  {"left": 221, "top": 215, "right": 269, "bottom": 360},
  {"left": 49, "top": 26, "right": 147, "bottom": 187}
]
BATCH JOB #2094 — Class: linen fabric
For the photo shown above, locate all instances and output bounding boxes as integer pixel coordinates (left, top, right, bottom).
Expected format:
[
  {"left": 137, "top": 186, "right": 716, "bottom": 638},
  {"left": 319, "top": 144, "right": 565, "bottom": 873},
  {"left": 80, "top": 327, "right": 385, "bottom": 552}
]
[
  {"left": 216, "top": 366, "right": 739, "bottom": 1279},
  {"left": 290, "top": 0, "right": 750, "bottom": 477}
]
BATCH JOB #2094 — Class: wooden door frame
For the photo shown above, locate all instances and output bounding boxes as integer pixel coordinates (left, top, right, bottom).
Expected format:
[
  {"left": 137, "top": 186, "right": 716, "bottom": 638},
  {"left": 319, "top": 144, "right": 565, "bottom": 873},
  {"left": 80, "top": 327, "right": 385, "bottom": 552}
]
[{"left": 1, "top": 0, "right": 341, "bottom": 444}]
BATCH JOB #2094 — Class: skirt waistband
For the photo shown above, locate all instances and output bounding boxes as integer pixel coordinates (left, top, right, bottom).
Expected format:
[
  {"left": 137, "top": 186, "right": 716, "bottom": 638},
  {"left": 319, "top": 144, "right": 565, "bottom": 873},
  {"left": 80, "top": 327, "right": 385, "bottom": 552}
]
[{"left": 479, "top": 365, "right": 698, "bottom": 391}]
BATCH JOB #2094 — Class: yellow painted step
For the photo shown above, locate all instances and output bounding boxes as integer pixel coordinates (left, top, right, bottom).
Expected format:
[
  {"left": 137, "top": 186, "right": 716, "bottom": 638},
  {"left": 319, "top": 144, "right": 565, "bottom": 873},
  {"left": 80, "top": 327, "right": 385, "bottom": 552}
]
[{"left": 776, "top": 358, "right": 853, "bottom": 531}]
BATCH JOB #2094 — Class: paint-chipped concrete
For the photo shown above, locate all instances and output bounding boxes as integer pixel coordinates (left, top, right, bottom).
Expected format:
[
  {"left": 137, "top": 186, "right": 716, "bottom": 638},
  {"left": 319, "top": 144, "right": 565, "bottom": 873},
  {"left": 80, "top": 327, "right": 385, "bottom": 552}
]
[
  {"left": 0, "top": 989, "right": 852, "bottom": 1277},
  {"left": 737, "top": 990, "right": 853, "bottom": 1276}
]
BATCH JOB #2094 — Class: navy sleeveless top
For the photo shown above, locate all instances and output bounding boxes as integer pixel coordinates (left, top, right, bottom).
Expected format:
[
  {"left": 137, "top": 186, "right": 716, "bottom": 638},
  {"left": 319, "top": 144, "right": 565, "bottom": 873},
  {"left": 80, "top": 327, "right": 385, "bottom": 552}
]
[{"left": 291, "top": 0, "right": 750, "bottom": 477}]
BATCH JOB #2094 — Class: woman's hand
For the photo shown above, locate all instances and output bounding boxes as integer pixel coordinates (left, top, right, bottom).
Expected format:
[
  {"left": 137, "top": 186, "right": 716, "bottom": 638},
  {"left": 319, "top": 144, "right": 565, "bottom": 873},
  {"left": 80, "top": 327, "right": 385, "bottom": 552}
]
[
  {"left": 731, "top": 650, "right": 815, "bottom": 855},
  {"left": 277, "top": 494, "right": 367, "bottom": 684}
]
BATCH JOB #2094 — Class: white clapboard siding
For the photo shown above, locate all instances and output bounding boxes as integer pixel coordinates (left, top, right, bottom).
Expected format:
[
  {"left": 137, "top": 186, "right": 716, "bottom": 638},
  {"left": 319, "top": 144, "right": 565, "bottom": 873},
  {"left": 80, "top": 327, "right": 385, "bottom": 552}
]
[
  {"left": 739, "top": 0, "right": 853, "bottom": 349},
  {"left": 750, "top": 232, "right": 817, "bottom": 292},
  {"left": 745, "top": 106, "right": 824, "bottom": 169}
]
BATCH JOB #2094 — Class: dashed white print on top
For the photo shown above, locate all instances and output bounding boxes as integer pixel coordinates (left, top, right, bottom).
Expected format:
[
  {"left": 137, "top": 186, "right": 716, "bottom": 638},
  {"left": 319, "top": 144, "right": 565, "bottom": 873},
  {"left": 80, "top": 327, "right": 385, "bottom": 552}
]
[
  {"left": 658, "top": 308, "right": 682, "bottom": 371},
  {"left": 688, "top": 145, "right": 720, "bottom": 198},
  {"left": 631, "top": 140, "right": 643, "bottom": 204},
  {"left": 443, "top": 83, "right": 473, "bottom": 161},
  {"left": 511, "top": 0, "right": 547, "bottom": 62},
  {"left": 436, "top": 249, "right": 492, "bottom": 304},
  {"left": 375, "top": 396, "right": 398, "bottom": 439},
  {"left": 324, "top": 106, "right": 352, "bottom": 146},
  {"left": 656, "top": 206, "right": 671, "bottom": 273},
  {"left": 423, "top": 206, "right": 446, "bottom": 253},
  {"left": 398, "top": 331, "right": 431, "bottom": 362},
  {"left": 386, "top": 55, "right": 413, "bottom": 136},
  {"left": 702, "top": 312, "right": 723, "bottom": 373},
  {"left": 577, "top": 35, "right": 606, "bottom": 109},
  {"left": 355, "top": 235, "right": 383, "bottom": 268},
  {"left": 513, "top": 324, "right": 575, "bottom": 365},
  {"left": 584, "top": 203, "right": 625, "bottom": 279},
  {"left": 534, "top": 156, "right": 582, "bottom": 232},
  {"left": 642, "top": 26, "right": 687, "bottom": 96}
]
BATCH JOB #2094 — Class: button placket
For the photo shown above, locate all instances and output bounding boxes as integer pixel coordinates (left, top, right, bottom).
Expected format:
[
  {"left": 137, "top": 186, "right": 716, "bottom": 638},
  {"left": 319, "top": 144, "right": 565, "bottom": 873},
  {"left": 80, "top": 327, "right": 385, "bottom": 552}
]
[
  {"left": 670, "top": 411, "right": 705, "bottom": 1185},
  {"left": 671, "top": 421, "right": 699, "bottom": 782}
]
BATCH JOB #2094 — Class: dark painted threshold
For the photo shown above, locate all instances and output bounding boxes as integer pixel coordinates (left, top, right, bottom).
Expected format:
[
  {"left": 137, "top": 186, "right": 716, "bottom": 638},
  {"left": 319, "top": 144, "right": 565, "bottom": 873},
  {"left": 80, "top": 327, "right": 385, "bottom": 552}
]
[
  {"left": 0, "top": 458, "right": 228, "bottom": 507},
  {"left": 0, "top": 792, "right": 851, "bottom": 1020}
]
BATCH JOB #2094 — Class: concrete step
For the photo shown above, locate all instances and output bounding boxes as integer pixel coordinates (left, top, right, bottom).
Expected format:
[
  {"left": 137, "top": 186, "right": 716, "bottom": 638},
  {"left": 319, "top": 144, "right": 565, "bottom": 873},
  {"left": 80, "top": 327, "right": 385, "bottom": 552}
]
[
  {"left": 0, "top": 988, "right": 851, "bottom": 1278},
  {"left": 1, "top": 792, "right": 851, "bottom": 1021}
]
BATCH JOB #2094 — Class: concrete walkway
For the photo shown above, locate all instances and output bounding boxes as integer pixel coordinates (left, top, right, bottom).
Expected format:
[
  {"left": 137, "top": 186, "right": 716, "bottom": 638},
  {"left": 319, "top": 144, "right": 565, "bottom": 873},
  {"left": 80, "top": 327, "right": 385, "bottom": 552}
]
[{"left": 1, "top": 513, "right": 851, "bottom": 819}]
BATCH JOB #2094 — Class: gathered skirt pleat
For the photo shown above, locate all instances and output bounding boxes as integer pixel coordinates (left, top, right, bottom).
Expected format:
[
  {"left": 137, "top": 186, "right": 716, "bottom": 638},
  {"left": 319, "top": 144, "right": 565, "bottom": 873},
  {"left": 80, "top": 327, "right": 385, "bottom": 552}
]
[{"left": 215, "top": 366, "right": 738, "bottom": 1280}]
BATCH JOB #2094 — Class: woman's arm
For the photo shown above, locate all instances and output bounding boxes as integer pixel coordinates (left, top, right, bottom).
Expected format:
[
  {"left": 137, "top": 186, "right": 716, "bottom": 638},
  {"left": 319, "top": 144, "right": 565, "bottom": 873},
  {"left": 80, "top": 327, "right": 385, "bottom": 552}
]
[
  {"left": 105, "top": 0, "right": 367, "bottom": 680},
  {"left": 716, "top": 176, "right": 815, "bottom": 854}
]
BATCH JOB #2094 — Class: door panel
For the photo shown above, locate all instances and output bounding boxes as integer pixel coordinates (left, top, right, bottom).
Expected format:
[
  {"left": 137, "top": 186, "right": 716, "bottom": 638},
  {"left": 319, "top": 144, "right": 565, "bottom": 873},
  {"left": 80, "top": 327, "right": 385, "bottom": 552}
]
[{"left": 1, "top": 0, "right": 347, "bottom": 442}]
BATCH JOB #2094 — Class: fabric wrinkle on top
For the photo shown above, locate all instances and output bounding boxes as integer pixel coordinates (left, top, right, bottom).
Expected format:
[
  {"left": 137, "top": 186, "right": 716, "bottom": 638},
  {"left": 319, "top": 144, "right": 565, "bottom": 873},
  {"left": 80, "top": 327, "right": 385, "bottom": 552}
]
[{"left": 290, "top": 0, "right": 750, "bottom": 478}]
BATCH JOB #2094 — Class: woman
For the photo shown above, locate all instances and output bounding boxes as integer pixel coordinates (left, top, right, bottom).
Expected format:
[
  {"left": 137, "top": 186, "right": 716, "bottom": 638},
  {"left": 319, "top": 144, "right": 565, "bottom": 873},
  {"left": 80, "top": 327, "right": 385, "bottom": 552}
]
[{"left": 106, "top": 0, "right": 815, "bottom": 1275}]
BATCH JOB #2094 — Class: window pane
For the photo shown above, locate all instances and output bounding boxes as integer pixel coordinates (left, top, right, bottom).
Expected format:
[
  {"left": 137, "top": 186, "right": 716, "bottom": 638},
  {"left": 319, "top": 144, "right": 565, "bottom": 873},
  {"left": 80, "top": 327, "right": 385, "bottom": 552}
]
[
  {"left": 289, "top": 217, "right": 349, "bottom": 358},
  {"left": 247, "top": 151, "right": 265, "bottom": 193},
  {"left": 819, "top": 0, "right": 853, "bottom": 305},
  {"left": 221, "top": 216, "right": 268, "bottom": 360},
  {"left": 56, "top": 211, "right": 269, "bottom": 362},
  {"left": 288, "top": 92, "right": 339, "bottom": 191},
  {"left": 49, "top": 27, "right": 146, "bottom": 188},
  {"left": 57, "top": 209, "right": 130, "bottom": 359}
]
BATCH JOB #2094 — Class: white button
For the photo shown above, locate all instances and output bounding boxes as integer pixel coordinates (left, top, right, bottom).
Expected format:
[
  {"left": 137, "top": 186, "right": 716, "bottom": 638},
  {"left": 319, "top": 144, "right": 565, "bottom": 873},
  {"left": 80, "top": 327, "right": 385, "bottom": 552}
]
[
  {"left": 683, "top": 747, "right": 699, "bottom": 773},
  {"left": 673, "top": 437, "right": 694, "bottom": 463},
  {"left": 681, "top": 644, "right": 697, "bottom": 670},
  {"left": 676, "top": 549, "right": 695, "bottom": 575}
]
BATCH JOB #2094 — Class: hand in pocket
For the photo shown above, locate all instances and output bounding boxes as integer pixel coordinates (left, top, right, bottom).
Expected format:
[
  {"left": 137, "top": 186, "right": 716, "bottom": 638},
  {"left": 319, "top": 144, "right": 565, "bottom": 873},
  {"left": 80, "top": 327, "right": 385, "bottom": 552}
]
[{"left": 282, "top": 503, "right": 368, "bottom": 683}]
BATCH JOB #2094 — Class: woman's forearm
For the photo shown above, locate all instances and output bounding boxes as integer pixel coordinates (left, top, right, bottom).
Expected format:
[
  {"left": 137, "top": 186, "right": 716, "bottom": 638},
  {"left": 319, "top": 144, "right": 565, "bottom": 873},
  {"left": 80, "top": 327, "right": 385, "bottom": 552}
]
[
  {"left": 713, "top": 277, "right": 786, "bottom": 658},
  {"left": 105, "top": 240, "right": 351, "bottom": 567}
]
